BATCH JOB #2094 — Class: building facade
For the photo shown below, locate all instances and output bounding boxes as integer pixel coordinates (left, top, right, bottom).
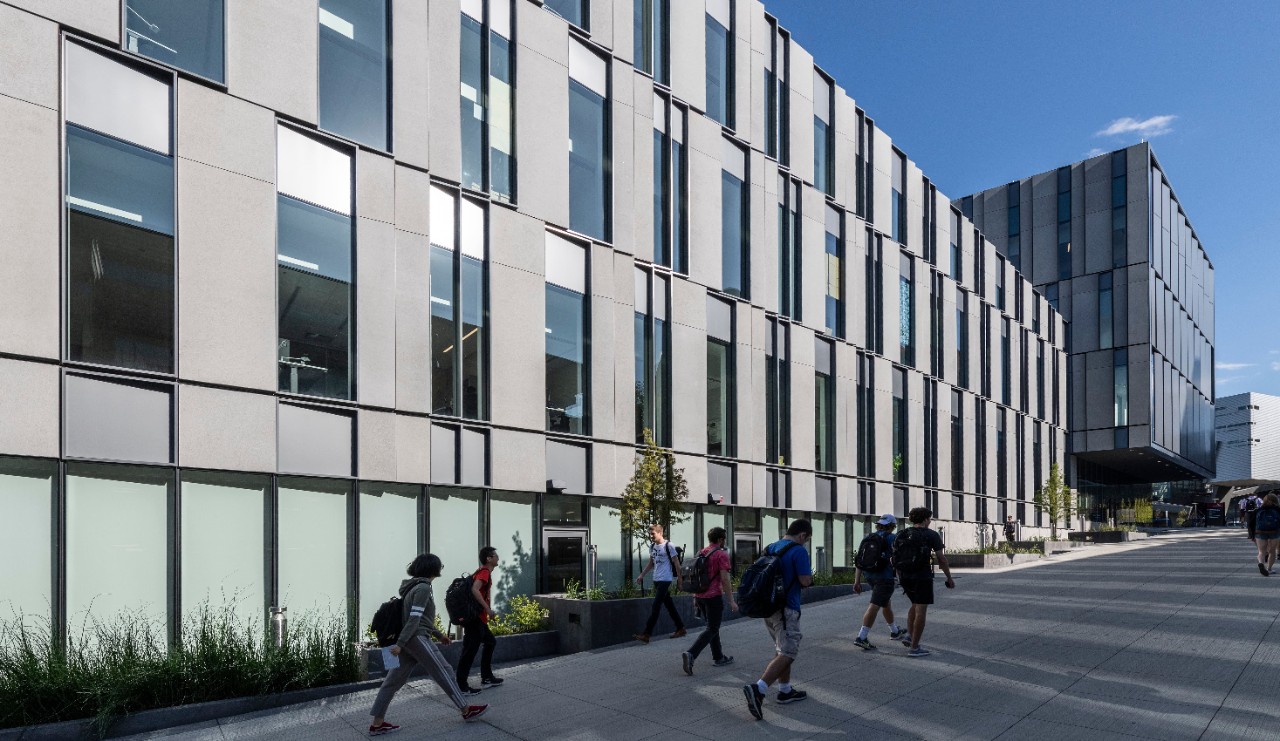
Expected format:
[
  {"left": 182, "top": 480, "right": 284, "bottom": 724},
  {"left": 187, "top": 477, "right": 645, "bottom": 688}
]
[
  {"left": 963, "top": 144, "right": 1214, "bottom": 512},
  {"left": 0, "top": 0, "right": 1066, "bottom": 640},
  {"left": 1215, "top": 392, "right": 1280, "bottom": 484}
]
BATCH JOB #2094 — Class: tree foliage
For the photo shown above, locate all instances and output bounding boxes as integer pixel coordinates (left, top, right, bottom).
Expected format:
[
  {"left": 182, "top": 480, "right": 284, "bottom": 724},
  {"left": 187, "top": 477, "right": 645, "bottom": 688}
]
[
  {"left": 614, "top": 429, "right": 690, "bottom": 549},
  {"left": 1033, "top": 463, "right": 1073, "bottom": 539}
]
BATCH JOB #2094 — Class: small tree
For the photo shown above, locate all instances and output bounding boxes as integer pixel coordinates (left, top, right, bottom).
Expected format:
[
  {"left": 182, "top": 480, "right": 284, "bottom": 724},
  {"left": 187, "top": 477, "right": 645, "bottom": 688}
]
[
  {"left": 1034, "top": 463, "right": 1072, "bottom": 540},
  {"left": 615, "top": 429, "right": 691, "bottom": 581}
]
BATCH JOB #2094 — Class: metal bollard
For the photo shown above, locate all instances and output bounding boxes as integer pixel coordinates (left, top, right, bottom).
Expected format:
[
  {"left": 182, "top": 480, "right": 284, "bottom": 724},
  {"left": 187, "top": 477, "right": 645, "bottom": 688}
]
[{"left": 270, "top": 607, "right": 287, "bottom": 648}]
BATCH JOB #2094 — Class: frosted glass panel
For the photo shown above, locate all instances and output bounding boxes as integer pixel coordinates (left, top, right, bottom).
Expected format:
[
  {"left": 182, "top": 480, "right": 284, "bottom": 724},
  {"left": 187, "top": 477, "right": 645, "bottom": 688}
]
[
  {"left": 488, "top": 491, "right": 536, "bottom": 610},
  {"left": 429, "top": 487, "right": 480, "bottom": 579},
  {"left": 359, "top": 483, "right": 419, "bottom": 630},
  {"left": 668, "top": 513, "right": 696, "bottom": 559},
  {"left": 277, "top": 125, "right": 352, "bottom": 215},
  {"left": 278, "top": 478, "right": 348, "bottom": 617},
  {"left": 0, "top": 458, "right": 55, "bottom": 623},
  {"left": 181, "top": 471, "right": 266, "bottom": 626},
  {"left": 65, "top": 41, "right": 171, "bottom": 154},
  {"left": 589, "top": 500, "right": 625, "bottom": 591},
  {"left": 66, "top": 464, "right": 169, "bottom": 629}
]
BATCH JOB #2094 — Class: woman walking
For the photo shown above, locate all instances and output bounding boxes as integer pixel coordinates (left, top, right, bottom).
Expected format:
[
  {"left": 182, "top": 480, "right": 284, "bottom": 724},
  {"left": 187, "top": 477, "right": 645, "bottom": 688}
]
[
  {"left": 369, "top": 554, "right": 489, "bottom": 735},
  {"left": 1254, "top": 493, "right": 1280, "bottom": 576}
]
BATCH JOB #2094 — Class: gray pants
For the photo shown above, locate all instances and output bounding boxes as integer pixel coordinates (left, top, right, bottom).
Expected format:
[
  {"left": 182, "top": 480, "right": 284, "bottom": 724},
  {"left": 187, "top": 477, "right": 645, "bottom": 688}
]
[{"left": 370, "top": 635, "right": 467, "bottom": 718}]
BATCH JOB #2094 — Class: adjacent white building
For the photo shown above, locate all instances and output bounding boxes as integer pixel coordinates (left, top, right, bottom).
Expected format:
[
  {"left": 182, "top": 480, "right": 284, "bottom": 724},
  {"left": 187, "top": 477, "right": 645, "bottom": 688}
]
[{"left": 1215, "top": 392, "right": 1280, "bottom": 483}]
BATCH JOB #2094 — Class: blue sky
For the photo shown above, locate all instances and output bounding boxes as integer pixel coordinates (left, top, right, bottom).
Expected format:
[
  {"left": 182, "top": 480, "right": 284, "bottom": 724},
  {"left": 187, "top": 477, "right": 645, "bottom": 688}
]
[{"left": 768, "top": 0, "right": 1280, "bottom": 398}]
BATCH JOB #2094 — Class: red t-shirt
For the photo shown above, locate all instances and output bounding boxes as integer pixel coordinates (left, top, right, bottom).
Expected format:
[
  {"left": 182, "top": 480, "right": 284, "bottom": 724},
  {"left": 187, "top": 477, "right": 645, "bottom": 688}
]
[
  {"left": 694, "top": 546, "right": 731, "bottom": 598},
  {"left": 473, "top": 566, "right": 492, "bottom": 623}
]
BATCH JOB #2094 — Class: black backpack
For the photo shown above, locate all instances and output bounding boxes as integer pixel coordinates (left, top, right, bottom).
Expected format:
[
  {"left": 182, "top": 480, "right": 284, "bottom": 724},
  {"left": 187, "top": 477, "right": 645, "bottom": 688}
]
[
  {"left": 892, "top": 528, "right": 933, "bottom": 572},
  {"left": 735, "top": 541, "right": 799, "bottom": 618},
  {"left": 680, "top": 546, "right": 722, "bottom": 594},
  {"left": 369, "top": 596, "right": 403, "bottom": 648},
  {"left": 1246, "top": 497, "right": 1260, "bottom": 513},
  {"left": 444, "top": 572, "right": 482, "bottom": 625},
  {"left": 1257, "top": 507, "right": 1280, "bottom": 534},
  {"left": 854, "top": 532, "right": 891, "bottom": 573}
]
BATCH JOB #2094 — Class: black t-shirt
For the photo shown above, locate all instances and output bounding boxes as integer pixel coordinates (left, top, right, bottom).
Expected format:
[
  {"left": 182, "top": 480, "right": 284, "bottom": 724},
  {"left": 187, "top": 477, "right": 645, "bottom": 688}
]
[{"left": 898, "top": 527, "right": 945, "bottom": 576}]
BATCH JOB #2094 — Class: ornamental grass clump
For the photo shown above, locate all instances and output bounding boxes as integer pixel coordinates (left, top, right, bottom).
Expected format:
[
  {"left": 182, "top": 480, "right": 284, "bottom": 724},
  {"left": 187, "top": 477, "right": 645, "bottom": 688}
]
[{"left": 0, "top": 601, "right": 359, "bottom": 735}]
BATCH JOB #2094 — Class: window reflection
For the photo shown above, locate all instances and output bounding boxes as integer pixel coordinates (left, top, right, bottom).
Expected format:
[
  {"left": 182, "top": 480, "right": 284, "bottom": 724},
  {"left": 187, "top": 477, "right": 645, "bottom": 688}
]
[
  {"left": 126, "top": 0, "right": 224, "bottom": 82},
  {"left": 318, "top": 0, "right": 389, "bottom": 149}
]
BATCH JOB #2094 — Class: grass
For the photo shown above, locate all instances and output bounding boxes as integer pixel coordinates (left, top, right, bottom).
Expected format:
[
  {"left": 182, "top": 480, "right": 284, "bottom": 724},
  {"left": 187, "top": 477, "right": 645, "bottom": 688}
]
[{"left": 0, "top": 602, "right": 359, "bottom": 735}]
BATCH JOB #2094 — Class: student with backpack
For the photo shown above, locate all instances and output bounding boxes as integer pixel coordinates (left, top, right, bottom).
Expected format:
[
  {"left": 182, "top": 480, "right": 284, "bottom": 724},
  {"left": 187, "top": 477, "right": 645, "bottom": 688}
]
[
  {"left": 1254, "top": 493, "right": 1280, "bottom": 575},
  {"left": 633, "top": 523, "right": 686, "bottom": 643},
  {"left": 368, "top": 554, "right": 489, "bottom": 735},
  {"left": 455, "top": 546, "right": 504, "bottom": 694},
  {"left": 893, "top": 508, "right": 955, "bottom": 658},
  {"left": 740, "top": 519, "right": 813, "bottom": 721},
  {"left": 681, "top": 526, "right": 737, "bottom": 675},
  {"left": 851, "top": 514, "right": 907, "bottom": 650},
  {"left": 1244, "top": 492, "right": 1263, "bottom": 540}
]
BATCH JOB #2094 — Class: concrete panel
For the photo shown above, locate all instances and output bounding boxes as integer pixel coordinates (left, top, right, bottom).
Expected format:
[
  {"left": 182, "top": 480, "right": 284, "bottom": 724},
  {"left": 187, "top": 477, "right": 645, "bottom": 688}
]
[
  {"left": 789, "top": 325, "right": 815, "bottom": 470},
  {"left": 489, "top": 262, "right": 545, "bottom": 430},
  {"left": 427, "top": 0, "right": 462, "bottom": 183},
  {"left": 801, "top": 186, "right": 826, "bottom": 326},
  {"left": 393, "top": 165, "right": 431, "bottom": 237},
  {"left": 588, "top": 0, "right": 614, "bottom": 50},
  {"left": 227, "top": 0, "right": 317, "bottom": 123},
  {"left": 392, "top": 0, "right": 430, "bottom": 168},
  {"left": 671, "top": 322, "right": 707, "bottom": 453},
  {"left": 547, "top": 439, "right": 589, "bottom": 495},
  {"left": 872, "top": 128, "right": 892, "bottom": 237},
  {"left": 356, "top": 218, "right": 397, "bottom": 408},
  {"left": 733, "top": 305, "right": 755, "bottom": 460},
  {"left": 358, "top": 409, "right": 397, "bottom": 481},
  {"left": 668, "top": 0, "right": 705, "bottom": 112},
  {"left": 489, "top": 427, "right": 544, "bottom": 492},
  {"left": 1030, "top": 223, "right": 1057, "bottom": 286},
  {"left": 178, "top": 384, "right": 276, "bottom": 473},
  {"left": 1084, "top": 208, "right": 1110, "bottom": 274},
  {"left": 0, "top": 358, "right": 58, "bottom": 458},
  {"left": 515, "top": 45, "right": 569, "bottom": 230},
  {"left": 589, "top": 288, "right": 617, "bottom": 440},
  {"left": 394, "top": 414, "right": 430, "bottom": 484},
  {"left": 278, "top": 403, "right": 353, "bottom": 477},
  {"left": 5, "top": 0, "right": 118, "bottom": 44},
  {"left": 66, "top": 376, "right": 171, "bottom": 464},
  {"left": 787, "top": 43, "right": 815, "bottom": 186},
  {"left": 730, "top": 0, "right": 752, "bottom": 137},
  {"left": 790, "top": 472, "right": 815, "bottom": 513},
  {"left": 177, "top": 160, "right": 277, "bottom": 390},
  {"left": 177, "top": 80, "right": 275, "bottom": 183},
  {"left": 632, "top": 78, "right": 656, "bottom": 264},
  {"left": 1073, "top": 273, "right": 1099, "bottom": 352},
  {"left": 0, "top": 97, "right": 59, "bottom": 360},
  {"left": 686, "top": 115, "right": 723, "bottom": 290},
  {"left": 833, "top": 88, "right": 856, "bottom": 207},
  {"left": 394, "top": 230, "right": 430, "bottom": 413},
  {"left": 610, "top": 0, "right": 633, "bottom": 62},
  {"left": 0, "top": 5, "right": 59, "bottom": 109},
  {"left": 611, "top": 72, "right": 636, "bottom": 255},
  {"left": 357, "top": 150, "right": 395, "bottom": 226}
]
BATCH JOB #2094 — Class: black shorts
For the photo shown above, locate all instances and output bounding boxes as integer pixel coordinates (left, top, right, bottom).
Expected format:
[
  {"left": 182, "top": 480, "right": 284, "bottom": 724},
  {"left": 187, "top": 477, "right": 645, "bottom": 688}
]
[
  {"left": 899, "top": 573, "right": 934, "bottom": 605},
  {"left": 867, "top": 577, "right": 896, "bottom": 607}
]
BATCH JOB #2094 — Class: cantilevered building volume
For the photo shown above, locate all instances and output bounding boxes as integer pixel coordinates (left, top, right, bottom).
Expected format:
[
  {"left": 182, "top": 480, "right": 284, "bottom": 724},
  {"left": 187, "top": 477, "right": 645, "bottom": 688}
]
[
  {"left": 0, "top": 0, "right": 1068, "bottom": 636},
  {"left": 963, "top": 144, "right": 1215, "bottom": 513}
]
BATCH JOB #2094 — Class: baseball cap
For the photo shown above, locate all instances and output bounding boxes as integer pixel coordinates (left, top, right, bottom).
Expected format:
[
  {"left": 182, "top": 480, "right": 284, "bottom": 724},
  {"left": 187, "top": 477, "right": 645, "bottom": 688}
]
[{"left": 876, "top": 514, "right": 897, "bottom": 526}]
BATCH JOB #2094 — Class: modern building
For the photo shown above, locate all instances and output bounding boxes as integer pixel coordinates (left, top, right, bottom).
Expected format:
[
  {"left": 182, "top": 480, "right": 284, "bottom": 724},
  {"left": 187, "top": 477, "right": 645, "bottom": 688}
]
[
  {"left": 0, "top": 0, "right": 1066, "bottom": 641},
  {"left": 963, "top": 144, "right": 1215, "bottom": 514},
  {"left": 1214, "top": 392, "right": 1280, "bottom": 485}
]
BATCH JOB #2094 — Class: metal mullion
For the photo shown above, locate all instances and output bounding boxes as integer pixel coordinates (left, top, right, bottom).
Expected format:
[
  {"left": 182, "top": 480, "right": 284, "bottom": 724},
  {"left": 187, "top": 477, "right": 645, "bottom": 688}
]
[
  {"left": 265, "top": 475, "right": 279, "bottom": 625},
  {"left": 348, "top": 480, "right": 359, "bottom": 639},
  {"left": 454, "top": 195, "right": 464, "bottom": 416},
  {"left": 168, "top": 466, "right": 180, "bottom": 648},
  {"left": 53, "top": 460, "right": 67, "bottom": 647}
]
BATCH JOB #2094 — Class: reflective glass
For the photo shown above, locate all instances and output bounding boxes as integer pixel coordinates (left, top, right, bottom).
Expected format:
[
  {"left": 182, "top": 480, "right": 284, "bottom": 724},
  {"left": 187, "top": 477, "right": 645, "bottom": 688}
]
[
  {"left": 181, "top": 471, "right": 266, "bottom": 626},
  {"left": 635, "top": 310, "right": 648, "bottom": 442},
  {"left": 429, "top": 488, "right": 481, "bottom": 577},
  {"left": 815, "top": 368, "right": 834, "bottom": 471},
  {"left": 814, "top": 119, "right": 831, "bottom": 195},
  {"left": 461, "top": 255, "right": 486, "bottom": 419},
  {"left": 721, "top": 171, "right": 746, "bottom": 297},
  {"left": 569, "top": 81, "right": 608, "bottom": 241},
  {"left": 544, "top": 0, "right": 586, "bottom": 28},
  {"left": 672, "top": 138, "right": 687, "bottom": 272},
  {"left": 431, "top": 245, "right": 456, "bottom": 414},
  {"left": 460, "top": 13, "right": 485, "bottom": 191},
  {"left": 707, "top": 339, "right": 734, "bottom": 456},
  {"left": 319, "top": 0, "right": 389, "bottom": 149},
  {"left": 278, "top": 477, "right": 348, "bottom": 617},
  {"left": 0, "top": 457, "right": 55, "bottom": 624},
  {"left": 277, "top": 195, "right": 352, "bottom": 399},
  {"left": 653, "top": 128, "right": 668, "bottom": 265},
  {"left": 546, "top": 284, "right": 588, "bottom": 435},
  {"left": 489, "top": 491, "right": 537, "bottom": 609},
  {"left": 126, "top": 0, "right": 225, "bottom": 82},
  {"left": 825, "top": 223, "right": 841, "bottom": 337},
  {"left": 654, "top": 315, "right": 670, "bottom": 447},
  {"left": 66, "top": 126, "right": 173, "bottom": 235},
  {"left": 490, "top": 32, "right": 514, "bottom": 200},
  {"left": 589, "top": 500, "right": 624, "bottom": 589},
  {"left": 359, "top": 483, "right": 419, "bottom": 629},
  {"left": 65, "top": 42, "right": 171, "bottom": 154},
  {"left": 705, "top": 16, "right": 729, "bottom": 126}
]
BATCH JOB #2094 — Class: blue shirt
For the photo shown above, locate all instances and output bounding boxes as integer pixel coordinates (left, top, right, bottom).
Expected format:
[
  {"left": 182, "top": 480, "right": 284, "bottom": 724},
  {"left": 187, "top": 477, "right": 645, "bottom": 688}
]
[
  {"left": 767, "top": 538, "right": 813, "bottom": 612},
  {"left": 865, "top": 531, "right": 896, "bottom": 581}
]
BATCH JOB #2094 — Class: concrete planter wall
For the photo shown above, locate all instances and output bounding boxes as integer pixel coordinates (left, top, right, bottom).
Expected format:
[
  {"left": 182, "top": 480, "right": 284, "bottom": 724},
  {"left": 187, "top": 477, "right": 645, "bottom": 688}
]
[
  {"left": 359, "top": 630, "right": 559, "bottom": 680},
  {"left": 947, "top": 553, "right": 1042, "bottom": 568},
  {"left": 1069, "top": 530, "right": 1148, "bottom": 544}
]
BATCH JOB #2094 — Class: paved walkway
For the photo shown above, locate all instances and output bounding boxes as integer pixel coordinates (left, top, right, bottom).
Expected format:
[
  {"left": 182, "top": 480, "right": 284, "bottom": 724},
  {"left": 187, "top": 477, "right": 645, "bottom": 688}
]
[{"left": 128, "top": 530, "right": 1280, "bottom": 740}]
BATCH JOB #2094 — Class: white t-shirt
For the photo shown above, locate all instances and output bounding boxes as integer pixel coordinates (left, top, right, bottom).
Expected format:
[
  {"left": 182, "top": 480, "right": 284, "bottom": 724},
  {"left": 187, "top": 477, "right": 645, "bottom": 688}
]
[{"left": 650, "top": 542, "right": 679, "bottom": 582}]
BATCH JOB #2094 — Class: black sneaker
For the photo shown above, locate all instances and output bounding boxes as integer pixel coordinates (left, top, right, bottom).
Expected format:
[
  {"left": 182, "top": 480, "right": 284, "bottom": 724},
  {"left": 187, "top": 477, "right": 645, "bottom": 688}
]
[
  {"left": 481, "top": 677, "right": 504, "bottom": 688},
  {"left": 681, "top": 651, "right": 694, "bottom": 676},
  {"left": 1260, "top": 563, "right": 1270, "bottom": 576},
  {"left": 743, "top": 684, "right": 765, "bottom": 720},
  {"left": 712, "top": 655, "right": 734, "bottom": 667},
  {"left": 459, "top": 685, "right": 482, "bottom": 696},
  {"left": 854, "top": 636, "right": 876, "bottom": 650},
  {"left": 776, "top": 688, "right": 808, "bottom": 704}
]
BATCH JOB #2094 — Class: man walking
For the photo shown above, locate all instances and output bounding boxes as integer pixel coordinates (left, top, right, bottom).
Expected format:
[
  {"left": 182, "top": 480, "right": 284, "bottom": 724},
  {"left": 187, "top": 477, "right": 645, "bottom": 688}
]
[
  {"left": 633, "top": 523, "right": 685, "bottom": 643},
  {"left": 852, "top": 514, "right": 907, "bottom": 650},
  {"left": 743, "top": 519, "right": 813, "bottom": 720},
  {"left": 682, "top": 527, "right": 737, "bottom": 674},
  {"left": 1003, "top": 515, "right": 1017, "bottom": 547},
  {"left": 456, "top": 546, "right": 504, "bottom": 693},
  {"left": 893, "top": 507, "right": 955, "bottom": 658}
]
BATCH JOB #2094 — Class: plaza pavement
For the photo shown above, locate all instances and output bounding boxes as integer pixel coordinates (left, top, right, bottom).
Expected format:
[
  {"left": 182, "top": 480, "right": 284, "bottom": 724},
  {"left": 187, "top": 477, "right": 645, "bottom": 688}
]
[{"left": 125, "top": 529, "right": 1280, "bottom": 740}]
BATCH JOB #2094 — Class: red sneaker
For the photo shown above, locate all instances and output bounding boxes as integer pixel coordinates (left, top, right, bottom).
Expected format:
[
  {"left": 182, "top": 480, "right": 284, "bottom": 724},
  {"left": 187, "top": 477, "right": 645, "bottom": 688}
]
[
  {"left": 462, "top": 704, "right": 489, "bottom": 722},
  {"left": 369, "top": 721, "right": 400, "bottom": 735}
]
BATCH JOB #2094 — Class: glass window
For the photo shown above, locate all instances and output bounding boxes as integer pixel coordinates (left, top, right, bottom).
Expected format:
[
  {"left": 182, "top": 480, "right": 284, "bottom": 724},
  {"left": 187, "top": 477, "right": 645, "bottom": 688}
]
[
  {"left": 721, "top": 142, "right": 748, "bottom": 298},
  {"left": 899, "top": 252, "right": 914, "bottom": 366},
  {"left": 813, "top": 71, "right": 833, "bottom": 196},
  {"left": 544, "top": 0, "right": 587, "bottom": 29},
  {"left": 892, "top": 368, "right": 907, "bottom": 482},
  {"left": 1114, "top": 348, "right": 1129, "bottom": 427},
  {"left": 949, "top": 209, "right": 962, "bottom": 283},
  {"left": 590, "top": 499, "right": 624, "bottom": 589},
  {"left": 460, "top": 11, "right": 484, "bottom": 192},
  {"left": 66, "top": 127, "right": 175, "bottom": 373},
  {"left": 546, "top": 235, "right": 589, "bottom": 435},
  {"left": 429, "top": 487, "right": 481, "bottom": 580},
  {"left": 778, "top": 178, "right": 801, "bottom": 319},
  {"left": 705, "top": 0, "right": 732, "bottom": 127},
  {"left": 951, "top": 390, "right": 964, "bottom": 491},
  {"left": 181, "top": 471, "right": 266, "bottom": 627},
  {"left": 65, "top": 42, "right": 171, "bottom": 155},
  {"left": 278, "top": 477, "right": 348, "bottom": 616},
  {"left": 431, "top": 189, "right": 488, "bottom": 419},
  {"left": 1099, "top": 272, "right": 1114, "bottom": 350},
  {"left": 634, "top": 0, "right": 669, "bottom": 85},
  {"left": 765, "top": 318, "right": 790, "bottom": 465},
  {"left": 707, "top": 296, "right": 736, "bottom": 458},
  {"left": 488, "top": 491, "right": 536, "bottom": 609},
  {"left": 956, "top": 290, "right": 969, "bottom": 388},
  {"left": 569, "top": 43, "right": 609, "bottom": 241},
  {"left": 125, "top": 0, "right": 225, "bottom": 82},
  {"left": 635, "top": 270, "right": 671, "bottom": 446},
  {"left": 277, "top": 127, "right": 353, "bottom": 400},
  {"left": 1057, "top": 166, "right": 1072, "bottom": 281},
  {"left": 891, "top": 150, "right": 906, "bottom": 244},
  {"left": 359, "top": 483, "right": 419, "bottom": 629},
  {"left": 824, "top": 206, "right": 843, "bottom": 337},
  {"left": 460, "top": 1, "right": 514, "bottom": 200},
  {"left": 0, "top": 457, "right": 55, "bottom": 623},
  {"left": 815, "top": 340, "right": 835, "bottom": 472},
  {"left": 318, "top": 0, "right": 389, "bottom": 149},
  {"left": 67, "top": 463, "right": 169, "bottom": 628}
]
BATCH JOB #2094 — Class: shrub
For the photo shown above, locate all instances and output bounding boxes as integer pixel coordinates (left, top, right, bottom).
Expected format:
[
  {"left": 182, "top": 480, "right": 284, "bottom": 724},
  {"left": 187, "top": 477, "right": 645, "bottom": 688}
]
[{"left": 488, "top": 596, "right": 550, "bottom": 637}]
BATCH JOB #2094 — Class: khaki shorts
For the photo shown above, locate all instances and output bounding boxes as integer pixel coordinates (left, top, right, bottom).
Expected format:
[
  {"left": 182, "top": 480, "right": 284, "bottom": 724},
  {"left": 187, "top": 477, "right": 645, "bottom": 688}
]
[{"left": 764, "top": 608, "right": 802, "bottom": 658}]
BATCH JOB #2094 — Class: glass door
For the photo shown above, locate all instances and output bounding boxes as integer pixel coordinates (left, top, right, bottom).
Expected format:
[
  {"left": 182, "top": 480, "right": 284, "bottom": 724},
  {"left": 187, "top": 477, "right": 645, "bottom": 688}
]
[
  {"left": 543, "top": 527, "right": 588, "bottom": 593},
  {"left": 733, "top": 533, "right": 761, "bottom": 575}
]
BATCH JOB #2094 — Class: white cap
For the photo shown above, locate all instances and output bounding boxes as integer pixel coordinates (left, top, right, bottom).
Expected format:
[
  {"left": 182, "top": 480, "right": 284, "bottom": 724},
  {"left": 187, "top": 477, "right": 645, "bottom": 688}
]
[{"left": 876, "top": 514, "right": 897, "bottom": 526}]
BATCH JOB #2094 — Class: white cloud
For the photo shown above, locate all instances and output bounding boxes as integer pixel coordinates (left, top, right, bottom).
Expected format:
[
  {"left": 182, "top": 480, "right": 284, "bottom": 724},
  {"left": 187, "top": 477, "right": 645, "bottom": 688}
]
[
  {"left": 1085, "top": 147, "right": 1106, "bottom": 158},
  {"left": 1096, "top": 115, "right": 1177, "bottom": 138},
  {"left": 1218, "top": 376, "right": 1243, "bottom": 386},
  {"left": 1272, "top": 361, "right": 1280, "bottom": 372},
  {"left": 1217, "top": 362, "right": 1257, "bottom": 371}
]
